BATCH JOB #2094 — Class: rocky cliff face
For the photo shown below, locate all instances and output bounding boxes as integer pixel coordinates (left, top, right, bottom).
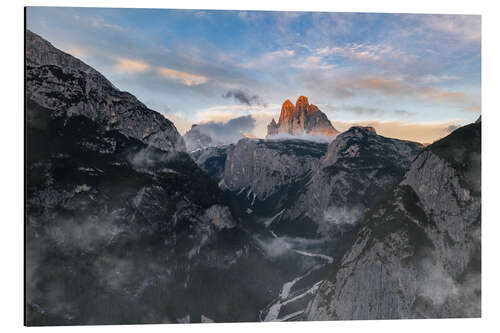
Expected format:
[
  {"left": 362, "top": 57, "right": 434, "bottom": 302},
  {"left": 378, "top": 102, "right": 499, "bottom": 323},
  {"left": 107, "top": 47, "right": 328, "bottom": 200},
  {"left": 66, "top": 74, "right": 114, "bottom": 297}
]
[
  {"left": 287, "top": 126, "right": 422, "bottom": 237},
  {"left": 266, "top": 96, "right": 339, "bottom": 138},
  {"left": 26, "top": 30, "right": 185, "bottom": 152},
  {"left": 222, "top": 139, "right": 328, "bottom": 202},
  {"left": 26, "top": 102, "right": 244, "bottom": 325},
  {"left": 305, "top": 121, "right": 481, "bottom": 320}
]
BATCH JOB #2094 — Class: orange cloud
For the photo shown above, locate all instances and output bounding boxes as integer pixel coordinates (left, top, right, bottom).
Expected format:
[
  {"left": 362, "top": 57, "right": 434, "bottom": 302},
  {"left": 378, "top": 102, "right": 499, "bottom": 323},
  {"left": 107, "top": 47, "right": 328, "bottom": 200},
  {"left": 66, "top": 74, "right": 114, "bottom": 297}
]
[
  {"left": 115, "top": 58, "right": 150, "bottom": 73},
  {"left": 334, "top": 119, "right": 464, "bottom": 144},
  {"left": 157, "top": 67, "right": 208, "bottom": 86},
  {"left": 113, "top": 57, "right": 208, "bottom": 86},
  {"left": 331, "top": 76, "right": 479, "bottom": 111}
]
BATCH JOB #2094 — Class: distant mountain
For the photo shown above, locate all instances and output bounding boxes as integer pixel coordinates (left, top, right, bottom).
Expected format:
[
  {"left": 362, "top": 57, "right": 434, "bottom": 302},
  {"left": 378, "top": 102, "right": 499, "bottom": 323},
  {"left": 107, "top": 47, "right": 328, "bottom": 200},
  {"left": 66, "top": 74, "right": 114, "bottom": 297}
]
[
  {"left": 306, "top": 120, "right": 481, "bottom": 320},
  {"left": 267, "top": 96, "right": 339, "bottom": 138}
]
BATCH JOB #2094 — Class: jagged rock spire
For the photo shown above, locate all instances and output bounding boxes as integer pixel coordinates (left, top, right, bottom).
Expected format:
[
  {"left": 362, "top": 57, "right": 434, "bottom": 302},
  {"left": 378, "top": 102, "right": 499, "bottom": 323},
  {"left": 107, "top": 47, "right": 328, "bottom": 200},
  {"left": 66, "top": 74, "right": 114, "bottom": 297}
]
[{"left": 267, "top": 96, "right": 339, "bottom": 138}]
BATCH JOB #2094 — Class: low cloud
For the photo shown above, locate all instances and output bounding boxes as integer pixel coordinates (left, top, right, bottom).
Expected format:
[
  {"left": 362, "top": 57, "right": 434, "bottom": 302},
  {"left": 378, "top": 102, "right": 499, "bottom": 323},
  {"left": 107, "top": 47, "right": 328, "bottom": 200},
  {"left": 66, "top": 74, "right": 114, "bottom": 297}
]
[
  {"left": 266, "top": 132, "right": 334, "bottom": 143},
  {"left": 417, "top": 258, "right": 480, "bottom": 317},
  {"left": 193, "top": 115, "right": 257, "bottom": 144},
  {"left": 223, "top": 89, "right": 264, "bottom": 106},
  {"left": 321, "top": 104, "right": 416, "bottom": 118},
  {"left": 254, "top": 236, "right": 291, "bottom": 258},
  {"left": 192, "top": 104, "right": 281, "bottom": 138}
]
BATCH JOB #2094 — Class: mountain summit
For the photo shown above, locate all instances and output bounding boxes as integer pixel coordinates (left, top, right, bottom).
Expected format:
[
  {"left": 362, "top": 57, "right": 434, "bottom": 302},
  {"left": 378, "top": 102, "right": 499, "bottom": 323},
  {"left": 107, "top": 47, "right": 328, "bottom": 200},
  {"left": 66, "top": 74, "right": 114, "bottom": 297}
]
[
  {"left": 25, "top": 29, "right": 185, "bottom": 152},
  {"left": 267, "top": 96, "right": 339, "bottom": 137}
]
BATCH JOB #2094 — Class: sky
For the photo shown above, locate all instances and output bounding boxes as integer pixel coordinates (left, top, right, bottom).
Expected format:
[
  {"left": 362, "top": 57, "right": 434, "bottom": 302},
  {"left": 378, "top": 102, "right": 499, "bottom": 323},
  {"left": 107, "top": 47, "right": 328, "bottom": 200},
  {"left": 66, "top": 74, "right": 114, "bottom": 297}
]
[{"left": 26, "top": 7, "right": 481, "bottom": 143}]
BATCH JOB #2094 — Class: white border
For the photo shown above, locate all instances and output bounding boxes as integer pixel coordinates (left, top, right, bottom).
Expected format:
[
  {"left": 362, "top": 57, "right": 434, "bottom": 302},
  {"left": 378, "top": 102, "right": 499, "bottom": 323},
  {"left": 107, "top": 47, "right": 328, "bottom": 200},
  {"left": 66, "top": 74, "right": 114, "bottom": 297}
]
[{"left": 1, "top": 1, "right": 499, "bottom": 332}]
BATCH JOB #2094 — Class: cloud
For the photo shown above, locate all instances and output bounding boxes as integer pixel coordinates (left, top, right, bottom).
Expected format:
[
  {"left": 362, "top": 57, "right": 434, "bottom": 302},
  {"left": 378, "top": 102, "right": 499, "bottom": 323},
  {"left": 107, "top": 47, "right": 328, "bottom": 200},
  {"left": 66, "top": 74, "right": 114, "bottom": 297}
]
[
  {"left": 341, "top": 105, "right": 385, "bottom": 116},
  {"left": 291, "top": 56, "right": 336, "bottom": 70},
  {"left": 115, "top": 58, "right": 150, "bottom": 73},
  {"left": 266, "top": 132, "right": 334, "bottom": 143},
  {"left": 157, "top": 66, "right": 208, "bottom": 86},
  {"left": 223, "top": 89, "right": 264, "bottom": 106},
  {"left": 72, "top": 14, "right": 125, "bottom": 32},
  {"left": 112, "top": 57, "right": 208, "bottom": 86},
  {"left": 303, "top": 72, "right": 480, "bottom": 112},
  {"left": 418, "top": 259, "right": 459, "bottom": 306},
  {"left": 253, "top": 235, "right": 291, "bottom": 258},
  {"left": 333, "top": 119, "right": 463, "bottom": 144},
  {"left": 418, "top": 15, "right": 481, "bottom": 43},
  {"left": 393, "top": 109, "right": 417, "bottom": 117},
  {"left": 316, "top": 43, "right": 402, "bottom": 62},
  {"left": 191, "top": 104, "right": 281, "bottom": 138},
  {"left": 320, "top": 104, "right": 416, "bottom": 118},
  {"left": 240, "top": 49, "right": 295, "bottom": 68},
  {"left": 417, "top": 74, "right": 461, "bottom": 84},
  {"left": 193, "top": 115, "right": 257, "bottom": 144}
]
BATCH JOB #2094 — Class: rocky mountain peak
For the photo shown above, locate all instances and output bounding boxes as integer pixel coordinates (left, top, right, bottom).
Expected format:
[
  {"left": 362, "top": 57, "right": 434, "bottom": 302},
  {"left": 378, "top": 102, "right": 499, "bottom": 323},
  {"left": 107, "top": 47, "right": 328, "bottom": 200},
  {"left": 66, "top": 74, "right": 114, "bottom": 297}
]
[
  {"left": 346, "top": 126, "right": 377, "bottom": 136},
  {"left": 295, "top": 96, "right": 309, "bottom": 109},
  {"left": 279, "top": 99, "right": 296, "bottom": 122},
  {"left": 267, "top": 96, "right": 339, "bottom": 138},
  {"left": 25, "top": 29, "right": 185, "bottom": 152}
]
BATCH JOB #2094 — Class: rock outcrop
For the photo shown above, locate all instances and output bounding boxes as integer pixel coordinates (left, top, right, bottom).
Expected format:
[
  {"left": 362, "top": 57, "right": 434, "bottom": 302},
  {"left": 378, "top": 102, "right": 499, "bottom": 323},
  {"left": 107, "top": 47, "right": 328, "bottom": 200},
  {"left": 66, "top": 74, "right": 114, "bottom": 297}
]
[
  {"left": 266, "top": 96, "right": 339, "bottom": 138},
  {"left": 221, "top": 139, "right": 328, "bottom": 202},
  {"left": 26, "top": 30, "right": 185, "bottom": 152}
]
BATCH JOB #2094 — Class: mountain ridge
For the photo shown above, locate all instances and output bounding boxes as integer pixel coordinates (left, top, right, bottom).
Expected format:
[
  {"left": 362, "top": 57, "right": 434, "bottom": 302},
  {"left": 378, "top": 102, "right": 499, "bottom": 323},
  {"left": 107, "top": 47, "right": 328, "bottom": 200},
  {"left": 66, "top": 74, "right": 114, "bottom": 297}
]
[{"left": 26, "top": 29, "right": 185, "bottom": 152}]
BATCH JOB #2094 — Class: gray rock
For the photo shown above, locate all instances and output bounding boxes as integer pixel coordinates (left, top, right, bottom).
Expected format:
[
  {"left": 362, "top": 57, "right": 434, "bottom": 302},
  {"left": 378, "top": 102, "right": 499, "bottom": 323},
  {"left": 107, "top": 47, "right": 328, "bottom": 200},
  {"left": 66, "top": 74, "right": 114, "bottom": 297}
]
[
  {"left": 26, "top": 30, "right": 185, "bottom": 152},
  {"left": 286, "top": 126, "right": 422, "bottom": 237},
  {"left": 222, "top": 138, "right": 327, "bottom": 201}
]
